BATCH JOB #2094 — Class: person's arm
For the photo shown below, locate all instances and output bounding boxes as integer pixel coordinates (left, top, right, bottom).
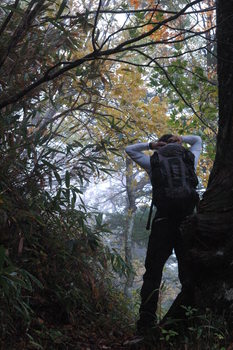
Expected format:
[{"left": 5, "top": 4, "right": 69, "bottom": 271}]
[
  {"left": 125, "top": 143, "right": 151, "bottom": 174},
  {"left": 181, "top": 135, "right": 202, "bottom": 168}
]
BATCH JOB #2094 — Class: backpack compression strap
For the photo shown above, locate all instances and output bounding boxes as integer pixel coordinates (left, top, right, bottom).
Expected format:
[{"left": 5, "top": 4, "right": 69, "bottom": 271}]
[
  {"left": 146, "top": 201, "right": 153, "bottom": 230},
  {"left": 159, "top": 154, "right": 188, "bottom": 190}
]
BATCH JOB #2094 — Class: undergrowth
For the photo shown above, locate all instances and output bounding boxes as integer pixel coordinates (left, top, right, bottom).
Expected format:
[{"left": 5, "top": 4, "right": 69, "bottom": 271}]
[
  {"left": 0, "top": 191, "right": 135, "bottom": 349},
  {"left": 0, "top": 75, "right": 230, "bottom": 350},
  {"left": 0, "top": 111, "right": 134, "bottom": 349}
]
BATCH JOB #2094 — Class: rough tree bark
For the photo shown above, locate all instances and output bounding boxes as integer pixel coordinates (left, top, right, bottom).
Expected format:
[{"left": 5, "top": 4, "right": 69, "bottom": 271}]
[{"left": 166, "top": 0, "right": 233, "bottom": 324}]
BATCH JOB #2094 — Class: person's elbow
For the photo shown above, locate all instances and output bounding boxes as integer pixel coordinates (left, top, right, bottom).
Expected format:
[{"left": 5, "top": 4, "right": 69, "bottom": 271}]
[
  {"left": 195, "top": 135, "right": 202, "bottom": 147},
  {"left": 125, "top": 145, "right": 133, "bottom": 156},
  {"left": 189, "top": 135, "right": 202, "bottom": 147}
]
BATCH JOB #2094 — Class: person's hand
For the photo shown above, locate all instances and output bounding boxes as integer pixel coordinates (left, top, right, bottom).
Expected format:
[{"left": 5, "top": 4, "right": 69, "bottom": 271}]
[
  {"left": 167, "top": 135, "right": 182, "bottom": 144},
  {"left": 149, "top": 141, "right": 167, "bottom": 150}
]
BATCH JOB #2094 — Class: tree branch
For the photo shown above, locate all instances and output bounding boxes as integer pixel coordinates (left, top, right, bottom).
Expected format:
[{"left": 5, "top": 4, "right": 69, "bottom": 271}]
[
  {"left": 0, "top": 0, "right": 20, "bottom": 37},
  {"left": 0, "top": 0, "right": 46, "bottom": 70},
  {"left": 163, "top": 64, "right": 217, "bottom": 86},
  {"left": 132, "top": 49, "right": 217, "bottom": 134},
  {"left": 0, "top": 0, "right": 205, "bottom": 110},
  {"left": 98, "top": 43, "right": 213, "bottom": 69},
  {"left": 58, "top": 6, "right": 215, "bottom": 17},
  {"left": 92, "top": 0, "right": 102, "bottom": 51}
]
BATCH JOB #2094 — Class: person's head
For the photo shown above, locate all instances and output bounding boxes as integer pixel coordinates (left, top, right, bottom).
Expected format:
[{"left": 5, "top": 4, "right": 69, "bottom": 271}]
[
  {"left": 158, "top": 134, "right": 182, "bottom": 144},
  {"left": 150, "top": 134, "right": 182, "bottom": 150},
  {"left": 158, "top": 134, "right": 174, "bottom": 143}
]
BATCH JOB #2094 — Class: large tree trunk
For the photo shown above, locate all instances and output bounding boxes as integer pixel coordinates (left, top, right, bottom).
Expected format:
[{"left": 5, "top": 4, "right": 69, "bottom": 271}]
[{"left": 166, "top": 0, "right": 233, "bottom": 324}]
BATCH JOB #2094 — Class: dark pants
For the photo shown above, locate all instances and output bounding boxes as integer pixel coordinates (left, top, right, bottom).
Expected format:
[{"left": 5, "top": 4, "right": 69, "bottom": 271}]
[{"left": 137, "top": 214, "right": 190, "bottom": 331}]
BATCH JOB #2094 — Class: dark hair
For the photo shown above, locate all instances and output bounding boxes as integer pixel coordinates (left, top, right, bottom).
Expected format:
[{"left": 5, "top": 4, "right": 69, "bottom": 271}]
[{"left": 158, "top": 134, "right": 173, "bottom": 143}]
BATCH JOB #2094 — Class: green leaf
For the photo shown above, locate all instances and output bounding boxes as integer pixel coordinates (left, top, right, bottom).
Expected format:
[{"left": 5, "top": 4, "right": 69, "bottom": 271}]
[
  {"left": 54, "top": 170, "right": 62, "bottom": 185},
  {"left": 1, "top": 4, "right": 24, "bottom": 15},
  {"left": 22, "top": 270, "right": 44, "bottom": 289},
  {"left": 65, "top": 170, "right": 70, "bottom": 188},
  {"left": 56, "top": 0, "right": 68, "bottom": 19},
  {"left": 95, "top": 213, "right": 103, "bottom": 226},
  {"left": 41, "top": 159, "right": 59, "bottom": 171},
  {"left": 71, "top": 191, "right": 76, "bottom": 209}
]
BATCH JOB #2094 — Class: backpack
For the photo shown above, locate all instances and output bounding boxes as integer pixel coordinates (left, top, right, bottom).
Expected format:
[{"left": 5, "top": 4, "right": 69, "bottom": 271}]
[{"left": 146, "top": 143, "right": 199, "bottom": 230}]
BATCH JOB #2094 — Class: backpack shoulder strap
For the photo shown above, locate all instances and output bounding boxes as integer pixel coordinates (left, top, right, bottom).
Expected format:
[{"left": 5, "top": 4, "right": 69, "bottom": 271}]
[
  {"left": 183, "top": 148, "right": 199, "bottom": 187},
  {"left": 183, "top": 148, "right": 195, "bottom": 163},
  {"left": 150, "top": 150, "right": 166, "bottom": 188}
]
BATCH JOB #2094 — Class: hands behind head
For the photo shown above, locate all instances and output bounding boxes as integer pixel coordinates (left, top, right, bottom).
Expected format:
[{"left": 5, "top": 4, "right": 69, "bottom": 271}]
[
  {"left": 167, "top": 135, "right": 182, "bottom": 144},
  {"left": 150, "top": 141, "right": 167, "bottom": 150},
  {"left": 150, "top": 136, "right": 182, "bottom": 150}
]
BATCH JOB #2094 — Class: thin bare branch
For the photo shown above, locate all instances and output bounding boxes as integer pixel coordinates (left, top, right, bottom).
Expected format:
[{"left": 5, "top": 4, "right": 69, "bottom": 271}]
[
  {"left": 99, "top": 13, "right": 131, "bottom": 50},
  {"left": 98, "top": 43, "right": 212, "bottom": 68},
  {"left": 0, "top": 0, "right": 205, "bottom": 109},
  {"left": 133, "top": 49, "right": 217, "bottom": 134},
  {"left": 92, "top": 0, "right": 102, "bottom": 51},
  {"left": 58, "top": 6, "right": 215, "bottom": 17},
  {"left": 93, "top": 0, "right": 204, "bottom": 52},
  {"left": 163, "top": 64, "right": 217, "bottom": 86},
  {"left": 0, "top": 0, "right": 46, "bottom": 70},
  {"left": 0, "top": 0, "right": 20, "bottom": 37},
  {"left": 150, "top": 43, "right": 212, "bottom": 61}
]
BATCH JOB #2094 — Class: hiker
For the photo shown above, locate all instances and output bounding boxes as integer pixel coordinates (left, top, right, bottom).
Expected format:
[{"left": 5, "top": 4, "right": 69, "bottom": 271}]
[{"left": 125, "top": 134, "right": 202, "bottom": 334}]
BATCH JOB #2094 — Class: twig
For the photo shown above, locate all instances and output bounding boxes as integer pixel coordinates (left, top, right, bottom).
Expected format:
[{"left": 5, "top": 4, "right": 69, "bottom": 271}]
[
  {"left": 0, "top": 0, "right": 20, "bottom": 37},
  {"left": 132, "top": 48, "right": 217, "bottom": 134},
  {"left": 92, "top": 0, "right": 102, "bottom": 51},
  {"left": 0, "top": 0, "right": 204, "bottom": 109},
  {"left": 58, "top": 6, "right": 215, "bottom": 17},
  {"left": 0, "top": 0, "right": 46, "bottom": 69}
]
